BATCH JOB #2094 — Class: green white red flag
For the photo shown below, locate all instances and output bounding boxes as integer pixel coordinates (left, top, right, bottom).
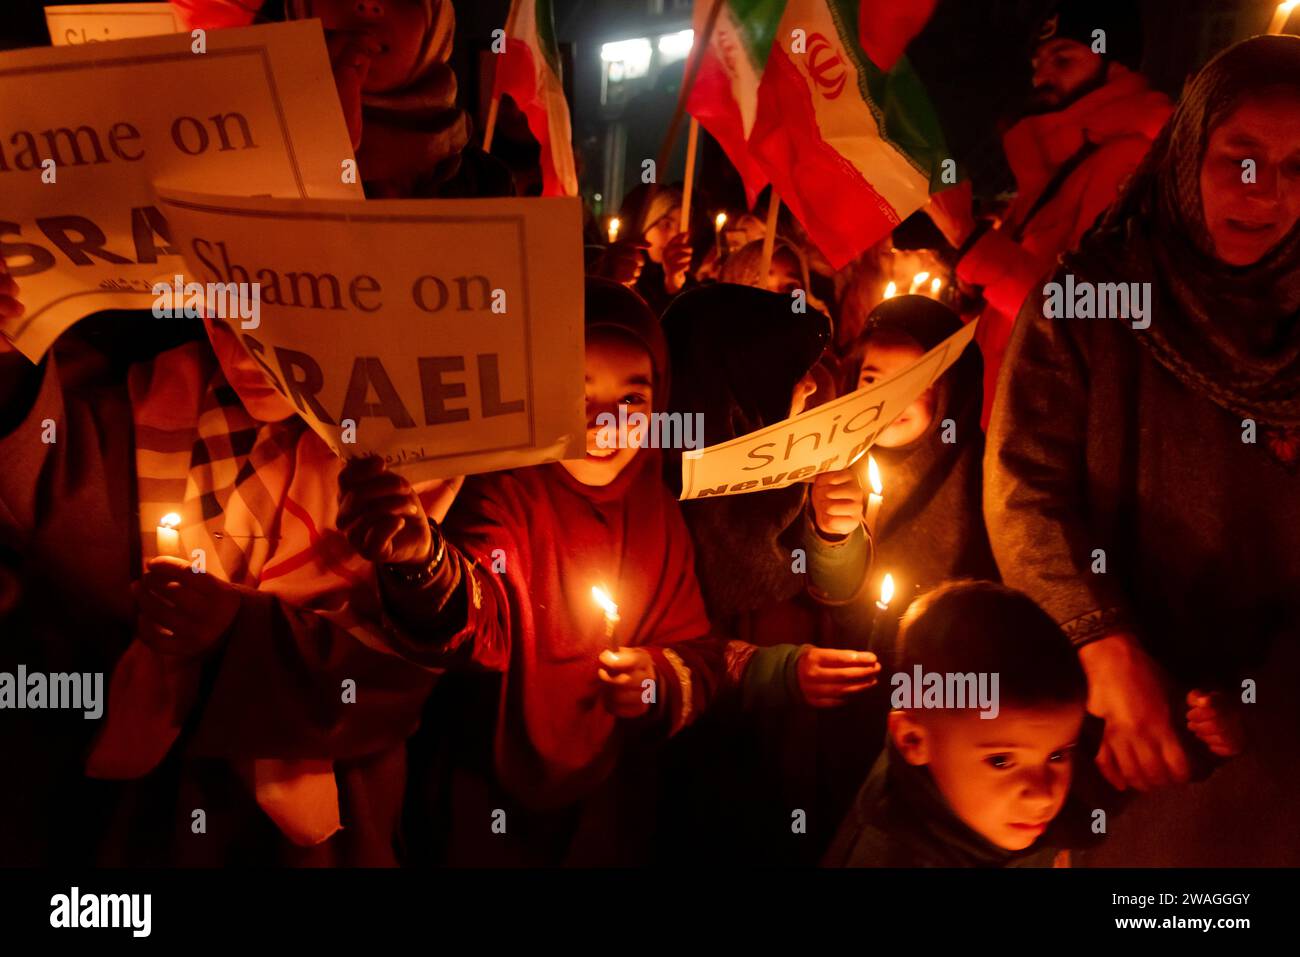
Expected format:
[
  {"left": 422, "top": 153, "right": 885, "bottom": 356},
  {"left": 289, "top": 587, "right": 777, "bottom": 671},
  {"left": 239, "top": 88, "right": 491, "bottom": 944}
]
[
  {"left": 492, "top": 0, "right": 578, "bottom": 197},
  {"left": 686, "top": 0, "right": 949, "bottom": 269}
]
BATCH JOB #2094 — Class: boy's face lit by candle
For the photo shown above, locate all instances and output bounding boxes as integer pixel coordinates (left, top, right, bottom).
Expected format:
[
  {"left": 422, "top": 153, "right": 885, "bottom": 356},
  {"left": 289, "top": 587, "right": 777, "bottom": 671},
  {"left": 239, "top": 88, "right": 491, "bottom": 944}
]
[
  {"left": 561, "top": 330, "right": 653, "bottom": 487},
  {"left": 891, "top": 703, "right": 1083, "bottom": 851},
  {"left": 856, "top": 336, "right": 935, "bottom": 447}
]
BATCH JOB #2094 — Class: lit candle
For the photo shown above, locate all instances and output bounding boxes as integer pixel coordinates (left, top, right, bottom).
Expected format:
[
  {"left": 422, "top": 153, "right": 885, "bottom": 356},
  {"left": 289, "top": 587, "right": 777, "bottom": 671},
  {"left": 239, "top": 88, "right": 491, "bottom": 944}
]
[
  {"left": 863, "top": 454, "right": 883, "bottom": 539},
  {"left": 1269, "top": 0, "right": 1299, "bottom": 34},
  {"left": 714, "top": 212, "right": 727, "bottom": 258},
  {"left": 867, "top": 573, "right": 896, "bottom": 654},
  {"left": 909, "top": 271, "right": 930, "bottom": 294},
  {"left": 607, "top": 217, "right": 621, "bottom": 244},
  {"left": 155, "top": 512, "right": 182, "bottom": 558},
  {"left": 591, "top": 585, "right": 620, "bottom": 648},
  {"left": 930, "top": 277, "right": 942, "bottom": 297},
  {"left": 883, "top": 281, "right": 897, "bottom": 300}
]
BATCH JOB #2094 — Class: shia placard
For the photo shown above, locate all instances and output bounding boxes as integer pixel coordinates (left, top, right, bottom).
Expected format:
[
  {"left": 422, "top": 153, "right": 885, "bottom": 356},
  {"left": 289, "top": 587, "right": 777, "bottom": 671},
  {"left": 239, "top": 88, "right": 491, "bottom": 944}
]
[
  {"left": 679, "top": 319, "right": 979, "bottom": 499},
  {"left": 0, "top": 20, "right": 361, "bottom": 359},
  {"left": 157, "top": 186, "right": 587, "bottom": 482},
  {"left": 45, "top": 3, "right": 184, "bottom": 46}
]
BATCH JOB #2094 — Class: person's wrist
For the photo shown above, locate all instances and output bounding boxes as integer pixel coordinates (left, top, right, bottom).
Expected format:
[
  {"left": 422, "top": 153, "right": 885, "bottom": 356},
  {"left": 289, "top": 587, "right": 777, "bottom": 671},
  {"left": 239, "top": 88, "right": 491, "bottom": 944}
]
[{"left": 380, "top": 520, "right": 446, "bottom": 587}]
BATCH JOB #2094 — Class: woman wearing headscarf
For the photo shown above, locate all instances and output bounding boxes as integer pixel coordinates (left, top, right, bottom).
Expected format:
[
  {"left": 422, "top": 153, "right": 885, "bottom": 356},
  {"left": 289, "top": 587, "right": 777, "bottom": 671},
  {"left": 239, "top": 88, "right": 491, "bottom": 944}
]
[
  {"left": 285, "top": 0, "right": 513, "bottom": 198},
  {"left": 985, "top": 35, "right": 1300, "bottom": 865},
  {"left": 656, "top": 284, "right": 883, "bottom": 864}
]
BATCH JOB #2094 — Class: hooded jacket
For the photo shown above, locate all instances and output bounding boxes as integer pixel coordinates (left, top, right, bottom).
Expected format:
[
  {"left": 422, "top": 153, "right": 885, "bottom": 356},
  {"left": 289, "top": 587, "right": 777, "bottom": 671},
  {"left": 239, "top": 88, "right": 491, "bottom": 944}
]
[{"left": 958, "top": 65, "right": 1172, "bottom": 423}]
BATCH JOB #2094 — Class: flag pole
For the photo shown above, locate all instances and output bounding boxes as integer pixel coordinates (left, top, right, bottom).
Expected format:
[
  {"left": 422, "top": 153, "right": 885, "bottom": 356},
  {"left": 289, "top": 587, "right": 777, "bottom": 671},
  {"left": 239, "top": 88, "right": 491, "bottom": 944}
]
[
  {"left": 678, "top": 116, "right": 700, "bottom": 235},
  {"left": 654, "top": 0, "right": 725, "bottom": 179},
  {"left": 759, "top": 191, "right": 781, "bottom": 281},
  {"left": 482, "top": 95, "right": 500, "bottom": 153}
]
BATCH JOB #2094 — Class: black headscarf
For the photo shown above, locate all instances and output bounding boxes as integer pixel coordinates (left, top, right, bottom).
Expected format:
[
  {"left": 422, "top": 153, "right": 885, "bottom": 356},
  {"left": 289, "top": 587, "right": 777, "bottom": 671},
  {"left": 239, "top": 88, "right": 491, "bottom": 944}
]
[
  {"left": 663, "top": 284, "right": 831, "bottom": 619},
  {"left": 841, "top": 296, "right": 996, "bottom": 591},
  {"left": 1066, "top": 35, "right": 1300, "bottom": 428}
]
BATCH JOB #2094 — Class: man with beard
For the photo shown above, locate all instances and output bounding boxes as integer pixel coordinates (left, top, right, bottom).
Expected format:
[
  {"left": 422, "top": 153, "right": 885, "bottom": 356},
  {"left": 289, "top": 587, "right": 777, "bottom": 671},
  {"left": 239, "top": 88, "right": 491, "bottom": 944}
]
[{"left": 926, "top": 0, "right": 1172, "bottom": 422}]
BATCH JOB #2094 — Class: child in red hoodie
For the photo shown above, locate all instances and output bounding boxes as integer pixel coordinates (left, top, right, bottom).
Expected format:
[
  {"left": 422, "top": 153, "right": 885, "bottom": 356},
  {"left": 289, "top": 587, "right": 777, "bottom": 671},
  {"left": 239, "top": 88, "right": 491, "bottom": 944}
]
[{"left": 337, "top": 278, "right": 720, "bottom": 864}]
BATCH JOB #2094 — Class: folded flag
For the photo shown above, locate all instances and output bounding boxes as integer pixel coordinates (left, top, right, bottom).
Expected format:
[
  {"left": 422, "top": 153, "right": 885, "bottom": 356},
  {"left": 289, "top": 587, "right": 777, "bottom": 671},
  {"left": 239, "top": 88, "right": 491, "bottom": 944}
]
[{"left": 493, "top": 0, "right": 579, "bottom": 197}]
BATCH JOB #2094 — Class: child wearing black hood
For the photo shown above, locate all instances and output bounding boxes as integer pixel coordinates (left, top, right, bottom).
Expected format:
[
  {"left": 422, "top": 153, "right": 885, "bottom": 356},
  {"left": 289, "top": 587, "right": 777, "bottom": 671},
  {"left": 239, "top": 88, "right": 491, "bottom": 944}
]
[{"left": 656, "top": 283, "right": 880, "bottom": 864}]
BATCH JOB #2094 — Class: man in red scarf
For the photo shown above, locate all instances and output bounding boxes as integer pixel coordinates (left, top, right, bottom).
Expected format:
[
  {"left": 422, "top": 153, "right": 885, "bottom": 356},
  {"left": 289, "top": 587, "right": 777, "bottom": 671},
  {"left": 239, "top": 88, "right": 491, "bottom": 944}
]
[{"left": 926, "top": 0, "right": 1172, "bottom": 424}]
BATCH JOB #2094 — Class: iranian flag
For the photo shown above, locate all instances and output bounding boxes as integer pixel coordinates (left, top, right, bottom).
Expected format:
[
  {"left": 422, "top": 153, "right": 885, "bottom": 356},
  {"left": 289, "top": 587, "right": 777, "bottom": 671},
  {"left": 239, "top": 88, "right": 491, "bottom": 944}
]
[
  {"left": 683, "top": 0, "right": 786, "bottom": 204},
  {"left": 747, "top": 0, "right": 947, "bottom": 268},
  {"left": 492, "top": 0, "right": 578, "bottom": 197}
]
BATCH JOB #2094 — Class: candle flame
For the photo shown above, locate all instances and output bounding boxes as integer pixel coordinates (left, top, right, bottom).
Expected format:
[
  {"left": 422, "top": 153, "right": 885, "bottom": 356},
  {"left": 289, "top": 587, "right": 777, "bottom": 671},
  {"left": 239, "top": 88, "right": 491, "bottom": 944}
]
[
  {"left": 591, "top": 586, "right": 620, "bottom": 621},
  {"left": 867, "top": 454, "right": 882, "bottom": 495},
  {"left": 607, "top": 217, "right": 621, "bottom": 243},
  {"left": 158, "top": 512, "right": 181, "bottom": 530},
  {"left": 715, "top": 212, "right": 727, "bottom": 230},
  {"left": 930, "top": 277, "right": 942, "bottom": 296},
  {"left": 909, "top": 271, "right": 930, "bottom": 294},
  {"left": 883, "top": 281, "right": 897, "bottom": 299},
  {"left": 1270, "top": 0, "right": 1299, "bottom": 32},
  {"left": 879, "top": 573, "right": 895, "bottom": 607}
]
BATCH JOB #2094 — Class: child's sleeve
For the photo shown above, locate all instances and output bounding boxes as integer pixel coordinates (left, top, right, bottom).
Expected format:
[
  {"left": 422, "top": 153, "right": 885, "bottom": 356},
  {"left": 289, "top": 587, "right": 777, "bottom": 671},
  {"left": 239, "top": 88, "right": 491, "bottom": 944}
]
[
  {"left": 373, "top": 481, "right": 517, "bottom": 673},
  {"left": 636, "top": 504, "right": 725, "bottom": 735}
]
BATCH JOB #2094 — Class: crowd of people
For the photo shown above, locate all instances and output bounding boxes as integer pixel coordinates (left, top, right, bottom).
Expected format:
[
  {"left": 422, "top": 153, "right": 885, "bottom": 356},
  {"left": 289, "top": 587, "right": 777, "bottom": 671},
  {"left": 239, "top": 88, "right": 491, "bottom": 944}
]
[{"left": 0, "top": 0, "right": 1297, "bottom": 868}]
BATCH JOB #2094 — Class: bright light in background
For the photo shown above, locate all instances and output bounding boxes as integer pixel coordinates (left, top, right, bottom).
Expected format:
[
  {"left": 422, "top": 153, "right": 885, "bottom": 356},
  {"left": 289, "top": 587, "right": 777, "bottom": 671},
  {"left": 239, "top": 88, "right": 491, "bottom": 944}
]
[
  {"left": 657, "top": 29, "right": 694, "bottom": 62},
  {"left": 601, "top": 37, "right": 652, "bottom": 80}
]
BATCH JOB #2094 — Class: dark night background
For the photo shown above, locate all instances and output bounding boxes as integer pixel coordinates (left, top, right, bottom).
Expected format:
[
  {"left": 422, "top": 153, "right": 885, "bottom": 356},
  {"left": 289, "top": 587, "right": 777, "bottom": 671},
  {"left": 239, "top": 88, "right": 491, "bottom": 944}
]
[{"left": 0, "top": 0, "right": 1288, "bottom": 211}]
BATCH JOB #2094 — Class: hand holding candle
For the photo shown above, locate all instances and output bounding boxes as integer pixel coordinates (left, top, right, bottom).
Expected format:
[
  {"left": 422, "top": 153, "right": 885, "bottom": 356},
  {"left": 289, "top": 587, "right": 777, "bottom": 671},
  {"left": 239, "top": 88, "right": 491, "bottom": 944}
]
[
  {"left": 598, "top": 646, "right": 656, "bottom": 719},
  {"left": 810, "top": 469, "right": 866, "bottom": 538},
  {"left": 796, "top": 646, "right": 881, "bottom": 709}
]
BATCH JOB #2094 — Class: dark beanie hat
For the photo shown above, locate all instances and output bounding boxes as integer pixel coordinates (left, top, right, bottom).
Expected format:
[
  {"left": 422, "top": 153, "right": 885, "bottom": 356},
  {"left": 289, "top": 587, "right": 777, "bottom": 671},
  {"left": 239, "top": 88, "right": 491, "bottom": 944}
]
[
  {"left": 584, "top": 277, "right": 670, "bottom": 411},
  {"left": 1035, "top": 0, "right": 1144, "bottom": 71},
  {"left": 662, "top": 283, "right": 831, "bottom": 446}
]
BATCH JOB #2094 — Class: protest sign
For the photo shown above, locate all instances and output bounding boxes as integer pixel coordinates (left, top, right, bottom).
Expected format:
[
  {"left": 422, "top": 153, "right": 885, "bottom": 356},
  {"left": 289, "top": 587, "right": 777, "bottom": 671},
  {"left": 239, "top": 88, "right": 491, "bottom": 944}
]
[
  {"left": 0, "top": 20, "right": 361, "bottom": 359},
  {"left": 679, "top": 319, "right": 978, "bottom": 499},
  {"left": 45, "top": 4, "right": 184, "bottom": 46},
  {"left": 158, "top": 186, "right": 587, "bottom": 481}
]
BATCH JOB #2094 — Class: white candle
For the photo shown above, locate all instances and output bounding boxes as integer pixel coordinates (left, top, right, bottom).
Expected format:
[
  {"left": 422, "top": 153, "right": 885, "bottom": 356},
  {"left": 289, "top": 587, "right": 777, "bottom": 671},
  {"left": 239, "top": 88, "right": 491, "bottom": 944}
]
[
  {"left": 591, "top": 585, "right": 620, "bottom": 647},
  {"left": 863, "top": 454, "right": 884, "bottom": 539},
  {"left": 155, "top": 512, "right": 182, "bottom": 558}
]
